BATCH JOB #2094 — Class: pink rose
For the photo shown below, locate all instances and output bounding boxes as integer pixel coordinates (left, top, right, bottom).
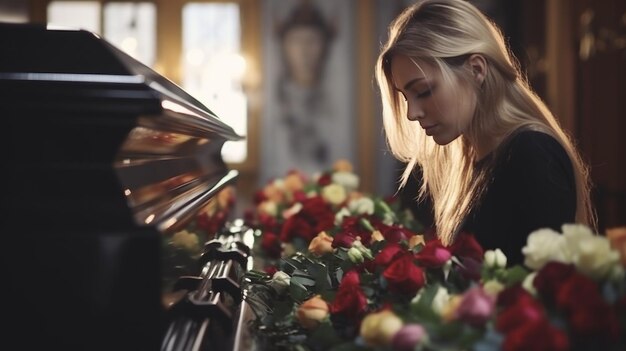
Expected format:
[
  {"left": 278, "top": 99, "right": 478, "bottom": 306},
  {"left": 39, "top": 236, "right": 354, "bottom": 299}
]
[
  {"left": 414, "top": 239, "right": 452, "bottom": 268},
  {"left": 454, "top": 286, "right": 495, "bottom": 327}
]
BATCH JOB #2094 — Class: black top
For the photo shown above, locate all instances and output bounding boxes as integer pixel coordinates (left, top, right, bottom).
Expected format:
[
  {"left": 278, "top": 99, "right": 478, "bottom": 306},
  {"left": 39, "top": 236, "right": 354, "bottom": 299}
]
[{"left": 463, "top": 130, "right": 577, "bottom": 266}]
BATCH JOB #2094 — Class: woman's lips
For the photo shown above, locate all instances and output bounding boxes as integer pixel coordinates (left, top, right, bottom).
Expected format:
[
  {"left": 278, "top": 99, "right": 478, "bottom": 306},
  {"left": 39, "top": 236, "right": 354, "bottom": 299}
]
[{"left": 422, "top": 124, "right": 437, "bottom": 136}]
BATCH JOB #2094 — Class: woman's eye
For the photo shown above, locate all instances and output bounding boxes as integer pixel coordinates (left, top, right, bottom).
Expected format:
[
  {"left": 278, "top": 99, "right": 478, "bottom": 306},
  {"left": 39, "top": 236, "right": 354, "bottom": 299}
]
[{"left": 416, "top": 90, "right": 432, "bottom": 98}]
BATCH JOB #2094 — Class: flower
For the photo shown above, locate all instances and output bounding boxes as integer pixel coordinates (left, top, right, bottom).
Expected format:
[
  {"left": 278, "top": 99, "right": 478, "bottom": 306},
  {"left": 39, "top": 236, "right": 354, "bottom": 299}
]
[
  {"left": 241, "top": 165, "right": 626, "bottom": 351},
  {"left": 359, "top": 309, "right": 403, "bottom": 347},
  {"left": 296, "top": 295, "right": 329, "bottom": 329},
  {"left": 171, "top": 230, "right": 200, "bottom": 252}
]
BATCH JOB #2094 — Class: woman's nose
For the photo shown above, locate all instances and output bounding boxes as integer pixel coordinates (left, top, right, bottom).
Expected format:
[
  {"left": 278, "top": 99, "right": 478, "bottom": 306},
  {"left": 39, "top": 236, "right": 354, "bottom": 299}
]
[{"left": 406, "top": 103, "right": 424, "bottom": 121}]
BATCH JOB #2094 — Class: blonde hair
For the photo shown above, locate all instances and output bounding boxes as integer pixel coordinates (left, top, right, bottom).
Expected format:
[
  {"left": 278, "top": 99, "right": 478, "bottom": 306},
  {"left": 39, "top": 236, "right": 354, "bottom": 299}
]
[{"left": 375, "top": 0, "right": 596, "bottom": 245}]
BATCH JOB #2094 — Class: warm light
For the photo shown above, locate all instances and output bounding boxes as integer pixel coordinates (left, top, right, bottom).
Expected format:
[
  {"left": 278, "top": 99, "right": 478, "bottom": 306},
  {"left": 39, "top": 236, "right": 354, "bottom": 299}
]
[
  {"left": 121, "top": 36, "right": 138, "bottom": 56},
  {"left": 145, "top": 214, "right": 155, "bottom": 224},
  {"left": 124, "top": 189, "right": 131, "bottom": 196},
  {"left": 185, "top": 48, "right": 205, "bottom": 66}
]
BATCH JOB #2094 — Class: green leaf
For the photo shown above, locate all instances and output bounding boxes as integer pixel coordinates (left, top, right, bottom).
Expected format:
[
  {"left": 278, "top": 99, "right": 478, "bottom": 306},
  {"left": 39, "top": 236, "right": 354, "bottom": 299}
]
[
  {"left": 289, "top": 280, "right": 312, "bottom": 303},
  {"left": 503, "top": 265, "right": 530, "bottom": 286}
]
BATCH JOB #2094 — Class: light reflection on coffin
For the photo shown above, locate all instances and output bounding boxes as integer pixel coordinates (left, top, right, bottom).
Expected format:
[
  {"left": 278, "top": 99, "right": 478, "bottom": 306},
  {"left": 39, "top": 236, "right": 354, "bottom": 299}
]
[{"left": 0, "top": 22, "right": 249, "bottom": 351}]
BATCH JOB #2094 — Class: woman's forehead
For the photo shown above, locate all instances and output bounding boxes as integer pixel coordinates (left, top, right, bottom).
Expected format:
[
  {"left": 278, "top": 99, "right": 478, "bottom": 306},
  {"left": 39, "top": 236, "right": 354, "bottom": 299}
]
[{"left": 390, "top": 54, "right": 437, "bottom": 89}]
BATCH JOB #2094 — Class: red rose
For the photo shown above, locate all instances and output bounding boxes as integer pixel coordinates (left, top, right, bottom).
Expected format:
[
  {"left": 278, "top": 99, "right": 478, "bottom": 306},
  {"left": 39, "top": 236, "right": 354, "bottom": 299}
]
[
  {"left": 374, "top": 243, "right": 406, "bottom": 267},
  {"left": 280, "top": 196, "right": 334, "bottom": 242},
  {"left": 377, "top": 223, "right": 414, "bottom": 243},
  {"left": 502, "top": 319, "right": 569, "bottom": 351},
  {"left": 568, "top": 302, "right": 620, "bottom": 343},
  {"left": 414, "top": 239, "right": 452, "bottom": 268},
  {"left": 317, "top": 173, "right": 332, "bottom": 186},
  {"left": 555, "top": 272, "right": 602, "bottom": 312},
  {"left": 533, "top": 261, "right": 576, "bottom": 304},
  {"left": 253, "top": 189, "right": 268, "bottom": 204},
  {"left": 260, "top": 231, "right": 282, "bottom": 259},
  {"left": 383, "top": 254, "right": 425, "bottom": 296},
  {"left": 330, "top": 270, "right": 368, "bottom": 320},
  {"left": 332, "top": 230, "right": 358, "bottom": 249},
  {"left": 448, "top": 232, "right": 484, "bottom": 262},
  {"left": 496, "top": 289, "right": 544, "bottom": 333},
  {"left": 338, "top": 216, "right": 372, "bottom": 245}
]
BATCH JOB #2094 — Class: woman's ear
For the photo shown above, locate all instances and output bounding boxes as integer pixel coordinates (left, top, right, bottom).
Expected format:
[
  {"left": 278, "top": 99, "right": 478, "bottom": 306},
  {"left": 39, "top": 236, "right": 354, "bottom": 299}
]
[{"left": 467, "top": 54, "right": 487, "bottom": 85}]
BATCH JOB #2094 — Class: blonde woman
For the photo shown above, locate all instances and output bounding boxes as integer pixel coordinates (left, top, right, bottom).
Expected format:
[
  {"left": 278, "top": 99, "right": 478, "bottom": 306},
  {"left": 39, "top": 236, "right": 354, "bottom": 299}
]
[{"left": 376, "top": 0, "right": 596, "bottom": 265}]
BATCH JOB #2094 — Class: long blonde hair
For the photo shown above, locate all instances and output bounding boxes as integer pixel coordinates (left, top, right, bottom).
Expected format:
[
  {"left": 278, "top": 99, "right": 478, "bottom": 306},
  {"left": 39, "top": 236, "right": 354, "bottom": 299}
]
[{"left": 375, "top": 0, "right": 596, "bottom": 245}]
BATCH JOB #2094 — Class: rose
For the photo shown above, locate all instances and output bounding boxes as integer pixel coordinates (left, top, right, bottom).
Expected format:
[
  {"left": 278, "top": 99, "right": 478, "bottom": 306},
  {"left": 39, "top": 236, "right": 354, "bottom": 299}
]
[
  {"left": 449, "top": 232, "right": 484, "bottom": 262},
  {"left": 606, "top": 226, "right": 626, "bottom": 265},
  {"left": 533, "top": 261, "right": 576, "bottom": 304},
  {"left": 296, "top": 295, "right": 329, "bottom": 329},
  {"left": 333, "top": 159, "right": 353, "bottom": 172},
  {"left": 522, "top": 228, "right": 571, "bottom": 270},
  {"left": 501, "top": 319, "right": 569, "bottom": 351},
  {"left": 280, "top": 196, "right": 335, "bottom": 242},
  {"left": 408, "top": 234, "right": 425, "bottom": 249},
  {"left": 348, "top": 197, "right": 374, "bottom": 215},
  {"left": 330, "top": 271, "right": 368, "bottom": 320},
  {"left": 321, "top": 183, "right": 347, "bottom": 206},
  {"left": 496, "top": 285, "right": 544, "bottom": 333},
  {"left": 383, "top": 254, "right": 426, "bottom": 296},
  {"left": 359, "top": 309, "right": 403, "bottom": 347},
  {"left": 331, "top": 171, "right": 359, "bottom": 193},
  {"left": 374, "top": 243, "right": 405, "bottom": 267},
  {"left": 260, "top": 231, "right": 282, "bottom": 259},
  {"left": 454, "top": 286, "right": 496, "bottom": 327},
  {"left": 414, "top": 239, "right": 452, "bottom": 268},
  {"left": 562, "top": 224, "right": 620, "bottom": 280},
  {"left": 391, "top": 324, "right": 427, "bottom": 351},
  {"left": 283, "top": 170, "right": 306, "bottom": 193},
  {"left": 308, "top": 231, "right": 334, "bottom": 256}
]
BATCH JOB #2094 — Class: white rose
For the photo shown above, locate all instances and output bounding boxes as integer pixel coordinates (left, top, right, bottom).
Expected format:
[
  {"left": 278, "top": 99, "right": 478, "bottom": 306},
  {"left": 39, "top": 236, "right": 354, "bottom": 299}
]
[
  {"left": 331, "top": 171, "right": 359, "bottom": 192},
  {"left": 564, "top": 231, "right": 620, "bottom": 280},
  {"left": 522, "top": 228, "right": 571, "bottom": 270},
  {"left": 321, "top": 183, "right": 347, "bottom": 205},
  {"left": 334, "top": 207, "right": 351, "bottom": 226},
  {"left": 522, "top": 272, "right": 538, "bottom": 296},
  {"left": 258, "top": 200, "right": 278, "bottom": 217},
  {"left": 348, "top": 197, "right": 375, "bottom": 215}
]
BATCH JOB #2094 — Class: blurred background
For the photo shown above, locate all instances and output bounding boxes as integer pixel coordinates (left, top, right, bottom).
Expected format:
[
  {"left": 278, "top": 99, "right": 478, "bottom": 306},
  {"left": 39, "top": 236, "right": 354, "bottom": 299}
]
[{"left": 1, "top": 0, "right": 624, "bottom": 231}]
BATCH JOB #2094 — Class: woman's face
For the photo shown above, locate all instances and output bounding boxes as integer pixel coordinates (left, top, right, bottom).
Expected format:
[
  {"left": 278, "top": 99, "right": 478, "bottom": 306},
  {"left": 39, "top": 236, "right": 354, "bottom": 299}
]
[
  {"left": 282, "top": 25, "right": 326, "bottom": 86},
  {"left": 390, "top": 54, "right": 477, "bottom": 146}
]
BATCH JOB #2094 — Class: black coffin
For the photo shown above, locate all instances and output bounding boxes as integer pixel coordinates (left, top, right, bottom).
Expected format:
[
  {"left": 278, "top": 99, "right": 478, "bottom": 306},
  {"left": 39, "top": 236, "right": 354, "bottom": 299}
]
[{"left": 0, "top": 22, "right": 243, "bottom": 350}]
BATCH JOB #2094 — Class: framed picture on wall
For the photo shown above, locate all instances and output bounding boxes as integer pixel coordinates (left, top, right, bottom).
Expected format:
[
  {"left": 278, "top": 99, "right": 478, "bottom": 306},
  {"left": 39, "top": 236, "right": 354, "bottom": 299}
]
[{"left": 259, "top": 0, "right": 356, "bottom": 184}]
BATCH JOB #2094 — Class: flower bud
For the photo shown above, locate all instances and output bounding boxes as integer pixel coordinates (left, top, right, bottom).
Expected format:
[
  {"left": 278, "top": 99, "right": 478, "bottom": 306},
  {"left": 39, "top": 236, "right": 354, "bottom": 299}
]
[
  {"left": 371, "top": 230, "right": 385, "bottom": 242},
  {"left": 484, "top": 248, "right": 507, "bottom": 269},
  {"left": 352, "top": 239, "right": 374, "bottom": 260},
  {"left": 269, "top": 271, "right": 291, "bottom": 295},
  {"left": 347, "top": 246, "right": 364, "bottom": 263},
  {"left": 296, "top": 295, "right": 329, "bottom": 329},
  {"left": 360, "top": 309, "right": 403, "bottom": 347}
]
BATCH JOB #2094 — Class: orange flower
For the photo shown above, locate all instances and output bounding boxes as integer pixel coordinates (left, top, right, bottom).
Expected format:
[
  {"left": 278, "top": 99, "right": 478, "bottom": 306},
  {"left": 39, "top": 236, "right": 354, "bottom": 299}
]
[
  {"left": 284, "top": 171, "right": 305, "bottom": 193},
  {"left": 309, "top": 231, "right": 334, "bottom": 256},
  {"left": 606, "top": 226, "right": 626, "bottom": 265},
  {"left": 333, "top": 159, "right": 353, "bottom": 173},
  {"left": 296, "top": 295, "right": 329, "bottom": 329}
]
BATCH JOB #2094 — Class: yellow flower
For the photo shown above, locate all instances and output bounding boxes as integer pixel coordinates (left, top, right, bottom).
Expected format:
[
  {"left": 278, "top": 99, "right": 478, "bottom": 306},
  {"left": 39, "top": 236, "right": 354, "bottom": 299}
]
[
  {"left": 309, "top": 231, "right": 334, "bottom": 256},
  {"left": 171, "top": 230, "right": 200, "bottom": 253},
  {"left": 321, "top": 183, "right": 347, "bottom": 206},
  {"left": 440, "top": 295, "right": 463, "bottom": 322},
  {"left": 360, "top": 310, "right": 403, "bottom": 347},
  {"left": 296, "top": 295, "right": 329, "bottom": 329}
]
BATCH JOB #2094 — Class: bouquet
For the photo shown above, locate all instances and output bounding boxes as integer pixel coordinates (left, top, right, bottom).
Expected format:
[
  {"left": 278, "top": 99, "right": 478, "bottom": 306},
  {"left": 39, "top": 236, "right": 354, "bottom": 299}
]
[{"left": 242, "top": 161, "right": 626, "bottom": 351}]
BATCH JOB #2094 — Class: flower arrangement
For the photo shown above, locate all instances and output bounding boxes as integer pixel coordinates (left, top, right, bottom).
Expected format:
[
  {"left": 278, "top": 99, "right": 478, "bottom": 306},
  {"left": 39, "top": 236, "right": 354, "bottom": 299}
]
[{"left": 242, "top": 161, "right": 626, "bottom": 351}]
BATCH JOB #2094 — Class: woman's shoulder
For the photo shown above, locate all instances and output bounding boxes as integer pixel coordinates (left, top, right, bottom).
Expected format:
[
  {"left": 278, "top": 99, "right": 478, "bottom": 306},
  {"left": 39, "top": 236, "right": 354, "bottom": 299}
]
[{"left": 499, "top": 129, "right": 569, "bottom": 164}]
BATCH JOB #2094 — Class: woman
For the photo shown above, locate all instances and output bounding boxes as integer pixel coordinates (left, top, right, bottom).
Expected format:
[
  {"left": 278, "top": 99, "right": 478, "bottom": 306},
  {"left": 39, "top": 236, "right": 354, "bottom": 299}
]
[{"left": 375, "top": 0, "right": 596, "bottom": 265}]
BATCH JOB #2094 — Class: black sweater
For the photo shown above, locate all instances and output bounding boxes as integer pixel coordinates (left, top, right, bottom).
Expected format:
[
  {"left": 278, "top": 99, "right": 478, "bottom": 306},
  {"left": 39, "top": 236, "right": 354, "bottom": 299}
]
[{"left": 463, "top": 130, "right": 577, "bottom": 266}]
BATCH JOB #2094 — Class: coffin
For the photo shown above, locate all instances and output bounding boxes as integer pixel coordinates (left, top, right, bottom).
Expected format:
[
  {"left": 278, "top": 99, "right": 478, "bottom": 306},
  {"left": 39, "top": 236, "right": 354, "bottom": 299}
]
[{"left": 0, "top": 22, "right": 250, "bottom": 350}]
